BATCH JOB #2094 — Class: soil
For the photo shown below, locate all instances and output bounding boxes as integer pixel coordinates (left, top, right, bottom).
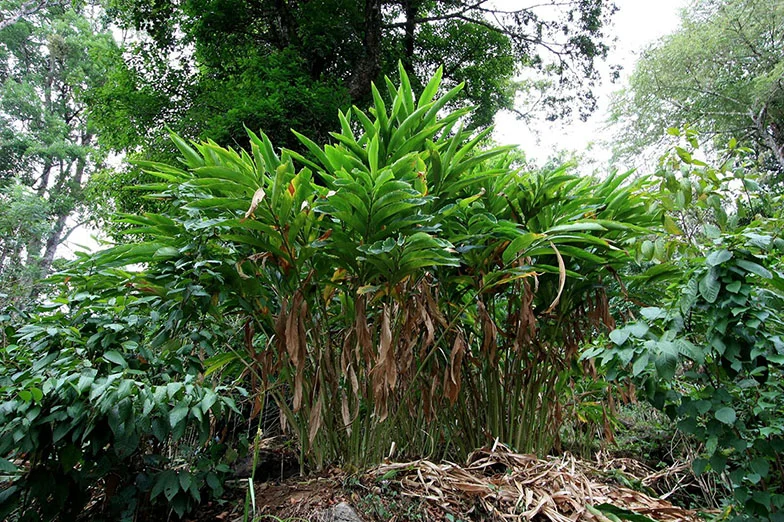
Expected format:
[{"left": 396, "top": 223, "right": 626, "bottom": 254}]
[{"left": 185, "top": 468, "right": 445, "bottom": 522}]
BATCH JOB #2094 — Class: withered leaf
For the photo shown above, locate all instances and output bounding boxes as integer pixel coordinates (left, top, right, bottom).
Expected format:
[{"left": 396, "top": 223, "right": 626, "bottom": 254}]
[{"left": 244, "top": 187, "right": 266, "bottom": 219}]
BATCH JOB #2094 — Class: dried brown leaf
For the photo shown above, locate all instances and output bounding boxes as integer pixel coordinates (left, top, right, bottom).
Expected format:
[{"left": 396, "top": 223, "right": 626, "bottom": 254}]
[
  {"left": 308, "top": 395, "right": 323, "bottom": 444},
  {"left": 340, "top": 390, "right": 352, "bottom": 434},
  {"left": 244, "top": 187, "right": 266, "bottom": 219},
  {"left": 477, "top": 300, "right": 498, "bottom": 361},
  {"left": 544, "top": 241, "right": 566, "bottom": 315},
  {"left": 444, "top": 331, "right": 465, "bottom": 405}
]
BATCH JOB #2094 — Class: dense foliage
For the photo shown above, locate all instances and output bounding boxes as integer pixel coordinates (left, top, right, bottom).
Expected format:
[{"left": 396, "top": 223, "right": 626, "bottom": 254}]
[
  {"left": 586, "top": 138, "right": 784, "bottom": 520},
  {"left": 0, "top": 67, "right": 659, "bottom": 519},
  {"left": 0, "top": 4, "right": 123, "bottom": 305},
  {"left": 3, "top": 1, "right": 784, "bottom": 521},
  {"left": 93, "top": 0, "right": 618, "bottom": 153}
]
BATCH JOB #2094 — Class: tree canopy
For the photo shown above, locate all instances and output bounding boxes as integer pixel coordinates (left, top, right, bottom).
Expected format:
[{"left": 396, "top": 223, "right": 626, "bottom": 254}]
[
  {"left": 93, "top": 0, "right": 619, "bottom": 153},
  {"left": 611, "top": 0, "right": 784, "bottom": 178}
]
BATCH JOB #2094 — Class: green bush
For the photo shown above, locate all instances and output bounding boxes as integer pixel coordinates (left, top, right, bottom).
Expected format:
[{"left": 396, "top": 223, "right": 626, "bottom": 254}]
[
  {"left": 100, "top": 63, "right": 657, "bottom": 467},
  {"left": 585, "top": 140, "right": 784, "bottom": 520},
  {"left": 2, "top": 65, "right": 660, "bottom": 518},
  {"left": 0, "top": 277, "right": 240, "bottom": 521}
]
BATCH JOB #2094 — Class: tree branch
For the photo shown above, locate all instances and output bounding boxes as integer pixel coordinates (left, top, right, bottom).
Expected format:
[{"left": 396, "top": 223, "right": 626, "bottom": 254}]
[{"left": 0, "top": 0, "right": 60, "bottom": 31}]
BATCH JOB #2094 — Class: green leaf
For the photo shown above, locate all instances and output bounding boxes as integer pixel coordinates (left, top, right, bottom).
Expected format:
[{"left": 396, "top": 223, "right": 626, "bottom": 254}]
[
  {"left": 206, "top": 471, "right": 221, "bottom": 491},
  {"left": 654, "top": 348, "right": 677, "bottom": 381},
  {"left": 628, "top": 322, "right": 649, "bottom": 338},
  {"left": 715, "top": 407, "right": 737, "bottom": 425},
  {"left": 706, "top": 249, "right": 732, "bottom": 266},
  {"left": 698, "top": 271, "right": 720, "bottom": 303},
  {"left": 546, "top": 222, "right": 607, "bottom": 233},
  {"left": 502, "top": 233, "right": 544, "bottom": 264},
  {"left": 164, "top": 471, "right": 180, "bottom": 501},
  {"left": 640, "top": 307, "right": 665, "bottom": 321},
  {"left": 169, "top": 403, "right": 189, "bottom": 428},
  {"left": 663, "top": 215, "right": 683, "bottom": 235},
  {"left": 632, "top": 353, "right": 650, "bottom": 376},
  {"left": 169, "top": 132, "right": 204, "bottom": 168},
  {"left": 674, "top": 338, "right": 704, "bottom": 364},
  {"left": 179, "top": 471, "right": 193, "bottom": 492},
  {"left": 154, "top": 246, "right": 180, "bottom": 259},
  {"left": 675, "top": 146, "right": 692, "bottom": 164},
  {"left": 749, "top": 458, "right": 769, "bottom": 479},
  {"left": 0, "top": 458, "right": 18, "bottom": 473},
  {"left": 103, "top": 350, "right": 128, "bottom": 369},
  {"left": 735, "top": 259, "right": 772, "bottom": 279},
  {"left": 151, "top": 470, "right": 172, "bottom": 500},
  {"left": 609, "top": 328, "right": 630, "bottom": 346},
  {"left": 592, "top": 503, "right": 658, "bottom": 522}
]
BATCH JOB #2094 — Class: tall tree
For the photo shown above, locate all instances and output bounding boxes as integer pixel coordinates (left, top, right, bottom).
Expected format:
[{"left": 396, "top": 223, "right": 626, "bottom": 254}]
[
  {"left": 611, "top": 0, "right": 784, "bottom": 177},
  {"left": 94, "top": 0, "right": 618, "bottom": 153},
  {"left": 0, "top": 4, "right": 122, "bottom": 301}
]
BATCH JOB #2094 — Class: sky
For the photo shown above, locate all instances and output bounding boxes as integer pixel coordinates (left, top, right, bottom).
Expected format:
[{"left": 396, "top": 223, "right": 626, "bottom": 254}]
[
  {"left": 494, "top": 0, "right": 686, "bottom": 167},
  {"left": 61, "top": 0, "right": 688, "bottom": 258}
]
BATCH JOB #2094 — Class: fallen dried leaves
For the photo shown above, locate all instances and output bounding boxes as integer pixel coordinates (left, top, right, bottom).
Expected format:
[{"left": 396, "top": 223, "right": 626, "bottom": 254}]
[{"left": 369, "top": 442, "right": 707, "bottom": 521}]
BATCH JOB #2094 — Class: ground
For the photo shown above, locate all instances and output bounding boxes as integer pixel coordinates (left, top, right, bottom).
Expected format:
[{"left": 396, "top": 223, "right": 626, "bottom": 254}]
[{"left": 185, "top": 442, "right": 714, "bottom": 522}]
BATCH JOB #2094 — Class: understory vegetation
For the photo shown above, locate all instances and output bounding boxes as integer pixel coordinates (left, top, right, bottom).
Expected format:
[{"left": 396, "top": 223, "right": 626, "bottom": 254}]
[{"left": 1, "top": 0, "right": 784, "bottom": 520}]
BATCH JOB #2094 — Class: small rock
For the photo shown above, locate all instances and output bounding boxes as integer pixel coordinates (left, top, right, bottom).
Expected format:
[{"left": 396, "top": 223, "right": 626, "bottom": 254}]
[{"left": 318, "top": 502, "right": 364, "bottom": 522}]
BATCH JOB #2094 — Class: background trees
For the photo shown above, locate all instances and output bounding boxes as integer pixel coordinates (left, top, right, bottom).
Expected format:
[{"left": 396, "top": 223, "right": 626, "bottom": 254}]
[
  {"left": 94, "top": 0, "right": 618, "bottom": 153},
  {"left": 0, "top": 4, "right": 123, "bottom": 304},
  {"left": 612, "top": 0, "right": 784, "bottom": 180}
]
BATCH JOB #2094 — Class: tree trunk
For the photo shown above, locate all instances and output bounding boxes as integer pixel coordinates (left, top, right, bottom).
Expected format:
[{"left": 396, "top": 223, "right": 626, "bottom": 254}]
[
  {"left": 270, "top": 0, "right": 300, "bottom": 48},
  {"left": 750, "top": 106, "right": 784, "bottom": 172},
  {"left": 37, "top": 132, "right": 91, "bottom": 277},
  {"left": 348, "top": 0, "right": 383, "bottom": 102},
  {"left": 402, "top": 0, "right": 419, "bottom": 72},
  {"left": 36, "top": 160, "right": 53, "bottom": 196},
  {"left": 39, "top": 211, "right": 67, "bottom": 275}
]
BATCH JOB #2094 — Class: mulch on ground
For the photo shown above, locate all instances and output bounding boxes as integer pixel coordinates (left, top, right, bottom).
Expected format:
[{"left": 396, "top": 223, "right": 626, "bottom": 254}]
[{"left": 187, "top": 440, "right": 714, "bottom": 521}]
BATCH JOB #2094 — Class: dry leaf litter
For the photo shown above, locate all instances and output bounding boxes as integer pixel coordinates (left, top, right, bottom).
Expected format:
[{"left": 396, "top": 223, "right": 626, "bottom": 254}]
[{"left": 369, "top": 441, "right": 708, "bottom": 521}]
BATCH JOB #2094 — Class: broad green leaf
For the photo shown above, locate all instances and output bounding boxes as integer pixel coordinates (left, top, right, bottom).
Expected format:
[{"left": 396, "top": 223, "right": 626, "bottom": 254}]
[
  {"left": 640, "top": 307, "right": 666, "bottom": 320},
  {"left": 103, "top": 350, "right": 128, "bottom": 368},
  {"left": 699, "top": 271, "right": 721, "bottom": 303},
  {"left": 417, "top": 65, "right": 443, "bottom": 109},
  {"left": 609, "top": 328, "right": 630, "bottom": 346},
  {"left": 169, "top": 403, "right": 189, "bottom": 428},
  {"left": 632, "top": 353, "right": 650, "bottom": 376},
  {"left": 169, "top": 132, "right": 204, "bottom": 168},
  {"left": 706, "top": 250, "right": 732, "bottom": 266},
  {"left": 749, "top": 458, "right": 770, "bottom": 479},
  {"left": 663, "top": 215, "right": 683, "bottom": 235},
  {"left": 592, "top": 503, "right": 658, "bottom": 522},
  {"left": 715, "top": 407, "right": 737, "bottom": 425},
  {"left": 502, "top": 233, "right": 544, "bottom": 264},
  {"left": 735, "top": 259, "right": 772, "bottom": 279},
  {"left": 0, "top": 458, "right": 18, "bottom": 473}
]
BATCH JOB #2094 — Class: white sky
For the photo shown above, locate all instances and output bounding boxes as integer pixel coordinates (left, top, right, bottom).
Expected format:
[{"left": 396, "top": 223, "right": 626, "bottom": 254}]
[
  {"left": 61, "top": 0, "right": 687, "bottom": 258},
  {"left": 494, "top": 0, "right": 686, "bottom": 167}
]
